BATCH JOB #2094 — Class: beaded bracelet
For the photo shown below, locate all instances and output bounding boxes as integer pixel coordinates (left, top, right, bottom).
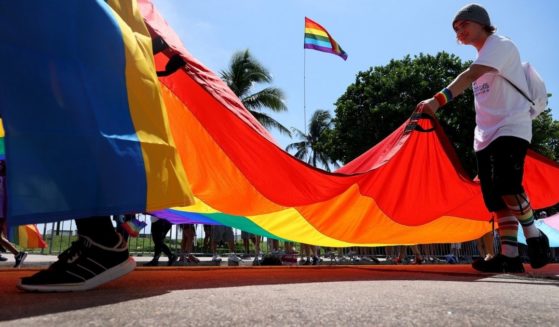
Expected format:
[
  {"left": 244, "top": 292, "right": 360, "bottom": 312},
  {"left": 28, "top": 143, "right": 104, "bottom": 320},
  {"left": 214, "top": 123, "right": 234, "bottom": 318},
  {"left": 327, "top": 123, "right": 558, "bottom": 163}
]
[{"left": 434, "top": 87, "right": 453, "bottom": 106}]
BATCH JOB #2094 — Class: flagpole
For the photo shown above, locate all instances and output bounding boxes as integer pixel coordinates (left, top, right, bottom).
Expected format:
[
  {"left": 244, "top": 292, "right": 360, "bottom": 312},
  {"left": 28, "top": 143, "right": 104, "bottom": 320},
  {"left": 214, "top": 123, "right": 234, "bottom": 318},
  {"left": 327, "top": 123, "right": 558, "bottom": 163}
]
[{"left": 303, "top": 43, "right": 307, "bottom": 135}]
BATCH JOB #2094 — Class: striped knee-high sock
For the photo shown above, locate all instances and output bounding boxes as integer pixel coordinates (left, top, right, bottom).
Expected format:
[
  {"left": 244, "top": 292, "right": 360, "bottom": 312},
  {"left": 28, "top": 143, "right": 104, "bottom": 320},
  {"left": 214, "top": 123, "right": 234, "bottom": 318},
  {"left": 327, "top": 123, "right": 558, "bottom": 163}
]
[
  {"left": 497, "top": 216, "right": 519, "bottom": 258},
  {"left": 505, "top": 194, "right": 540, "bottom": 239}
]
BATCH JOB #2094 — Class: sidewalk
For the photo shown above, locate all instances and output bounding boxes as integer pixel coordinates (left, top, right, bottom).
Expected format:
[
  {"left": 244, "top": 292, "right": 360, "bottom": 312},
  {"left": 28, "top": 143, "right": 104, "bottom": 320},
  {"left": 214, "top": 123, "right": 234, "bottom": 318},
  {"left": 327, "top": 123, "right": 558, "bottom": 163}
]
[{"left": 1, "top": 264, "right": 558, "bottom": 326}]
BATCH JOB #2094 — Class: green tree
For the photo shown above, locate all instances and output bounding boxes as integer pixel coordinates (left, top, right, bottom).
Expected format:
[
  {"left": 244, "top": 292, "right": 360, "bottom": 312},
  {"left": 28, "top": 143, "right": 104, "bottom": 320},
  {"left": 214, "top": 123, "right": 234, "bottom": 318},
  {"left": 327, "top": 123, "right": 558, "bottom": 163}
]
[
  {"left": 531, "top": 108, "right": 559, "bottom": 159},
  {"left": 286, "top": 110, "right": 340, "bottom": 172},
  {"left": 220, "top": 49, "right": 291, "bottom": 136},
  {"left": 325, "top": 52, "right": 558, "bottom": 177}
]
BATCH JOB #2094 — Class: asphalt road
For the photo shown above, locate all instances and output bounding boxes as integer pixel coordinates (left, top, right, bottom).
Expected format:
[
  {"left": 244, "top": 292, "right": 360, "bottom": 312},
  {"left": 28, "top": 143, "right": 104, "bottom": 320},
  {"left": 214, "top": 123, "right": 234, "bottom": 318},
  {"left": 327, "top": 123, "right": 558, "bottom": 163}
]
[{"left": 1, "top": 264, "right": 558, "bottom": 326}]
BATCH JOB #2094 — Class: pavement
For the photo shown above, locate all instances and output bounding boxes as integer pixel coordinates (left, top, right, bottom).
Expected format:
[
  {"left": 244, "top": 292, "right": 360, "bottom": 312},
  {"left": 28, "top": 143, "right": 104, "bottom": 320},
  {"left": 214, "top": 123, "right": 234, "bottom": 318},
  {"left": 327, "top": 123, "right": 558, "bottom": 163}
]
[{"left": 1, "top": 254, "right": 559, "bottom": 326}]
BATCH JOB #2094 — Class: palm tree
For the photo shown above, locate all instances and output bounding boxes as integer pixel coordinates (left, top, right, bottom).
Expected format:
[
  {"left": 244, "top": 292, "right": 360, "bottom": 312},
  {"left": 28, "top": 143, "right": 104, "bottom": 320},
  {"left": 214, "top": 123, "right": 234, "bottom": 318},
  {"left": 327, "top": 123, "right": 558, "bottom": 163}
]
[
  {"left": 220, "top": 49, "right": 291, "bottom": 137},
  {"left": 286, "top": 110, "right": 340, "bottom": 172}
]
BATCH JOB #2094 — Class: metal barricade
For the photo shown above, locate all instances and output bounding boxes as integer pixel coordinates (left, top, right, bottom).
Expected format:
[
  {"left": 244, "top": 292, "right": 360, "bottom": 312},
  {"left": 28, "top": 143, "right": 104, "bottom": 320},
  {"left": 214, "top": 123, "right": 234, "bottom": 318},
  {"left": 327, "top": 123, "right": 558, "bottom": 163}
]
[{"left": 32, "top": 217, "right": 492, "bottom": 264}]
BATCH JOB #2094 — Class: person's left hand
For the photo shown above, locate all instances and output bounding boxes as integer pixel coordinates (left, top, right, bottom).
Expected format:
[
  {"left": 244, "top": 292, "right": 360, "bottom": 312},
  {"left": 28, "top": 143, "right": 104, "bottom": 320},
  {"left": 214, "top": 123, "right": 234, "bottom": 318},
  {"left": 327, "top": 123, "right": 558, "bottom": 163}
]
[{"left": 416, "top": 98, "right": 440, "bottom": 116}]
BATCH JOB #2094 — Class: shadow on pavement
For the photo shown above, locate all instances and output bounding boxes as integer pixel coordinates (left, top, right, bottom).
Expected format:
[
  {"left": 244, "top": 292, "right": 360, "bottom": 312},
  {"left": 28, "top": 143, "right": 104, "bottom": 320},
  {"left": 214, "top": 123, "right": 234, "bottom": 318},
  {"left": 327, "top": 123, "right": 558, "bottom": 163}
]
[{"left": 1, "top": 264, "right": 558, "bottom": 322}]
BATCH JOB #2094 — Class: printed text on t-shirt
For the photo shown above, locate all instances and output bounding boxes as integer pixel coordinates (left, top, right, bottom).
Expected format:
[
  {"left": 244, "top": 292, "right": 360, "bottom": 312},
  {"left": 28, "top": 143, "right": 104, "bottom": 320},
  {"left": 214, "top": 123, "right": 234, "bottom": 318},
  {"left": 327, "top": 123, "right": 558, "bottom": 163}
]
[{"left": 473, "top": 82, "right": 490, "bottom": 96}]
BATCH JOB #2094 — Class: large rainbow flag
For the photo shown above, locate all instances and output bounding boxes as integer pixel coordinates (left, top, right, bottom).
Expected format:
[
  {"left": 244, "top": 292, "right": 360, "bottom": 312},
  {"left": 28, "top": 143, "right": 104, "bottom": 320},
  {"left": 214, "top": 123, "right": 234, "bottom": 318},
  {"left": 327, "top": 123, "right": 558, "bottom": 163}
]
[
  {"left": 304, "top": 17, "right": 348, "bottom": 60},
  {"left": 1, "top": 1, "right": 558, "bottom": 247},
  {"left": 139, "top": 1, "right": 559, "bottom": 246}
]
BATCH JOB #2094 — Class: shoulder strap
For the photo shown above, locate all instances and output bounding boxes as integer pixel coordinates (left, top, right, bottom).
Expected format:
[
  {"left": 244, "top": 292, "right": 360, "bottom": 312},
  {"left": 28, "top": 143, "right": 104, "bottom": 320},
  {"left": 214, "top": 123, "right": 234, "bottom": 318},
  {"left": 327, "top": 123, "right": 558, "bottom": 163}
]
[{"left": 501, "top": 75, "right": 535, "bottom": 106}]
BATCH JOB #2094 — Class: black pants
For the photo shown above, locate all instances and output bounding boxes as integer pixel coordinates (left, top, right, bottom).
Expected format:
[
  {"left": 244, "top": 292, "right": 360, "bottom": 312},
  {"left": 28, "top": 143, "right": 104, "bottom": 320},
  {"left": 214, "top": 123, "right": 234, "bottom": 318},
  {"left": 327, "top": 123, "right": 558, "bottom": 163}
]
[
  {"left": 75, "top": 216, "right": 119, "bottom": 247},
  {"left": 151, "top": 219, "right": 173, "bottom": 259}
]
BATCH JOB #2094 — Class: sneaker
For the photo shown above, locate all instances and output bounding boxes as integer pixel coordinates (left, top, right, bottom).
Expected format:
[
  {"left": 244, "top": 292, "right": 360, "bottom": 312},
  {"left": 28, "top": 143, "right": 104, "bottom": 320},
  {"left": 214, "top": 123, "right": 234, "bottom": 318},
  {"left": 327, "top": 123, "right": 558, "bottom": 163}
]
[
  {"left": 527, "top": 231, "right": 551, "bottom": 269},
  {"left": 186, "top": 254, "right": 200, "bottom": 264},
  {"left": 14, "top": 251, "right": 28, "bottom": 268},
  {"left": 338, "top": 256, "right": 350, "bottom": 263},
  {"left": 281, "top": 254, "right": 297, "bottom": 264},
  {"left": 361, "top": 256, "right": 372, "bottom": 262},
  {"left": 484, "top": 254, "right": 495, "bottom": 261},
  {"left": 445, "top": 255, "right": 458, "bottom": 264},
  {"left": 143, "top": 260, "right": 159, "bottom": 267},
  {"left": 311, "top": 256, "right": 319, "bottom": 265},
  {"left": 18, "top": 234, "right": 135, "bottom": 292},
  {"left": 0, "top": 254, "right": 7, "bottom": 262},
  {"left": 228, "top": 254, "right": 242, "bottom": 263},
  {"left": 324, "top": 251, "right": 336, "bottom": 260},
  {"left": 211, "top": 255, "right": 222, "bottom": 263},
  {"left": 472, "top": 254, "right": 525, "bottom": 273},
  {"left": 168, "top": 254, "right": 178, "bottom": 266}
]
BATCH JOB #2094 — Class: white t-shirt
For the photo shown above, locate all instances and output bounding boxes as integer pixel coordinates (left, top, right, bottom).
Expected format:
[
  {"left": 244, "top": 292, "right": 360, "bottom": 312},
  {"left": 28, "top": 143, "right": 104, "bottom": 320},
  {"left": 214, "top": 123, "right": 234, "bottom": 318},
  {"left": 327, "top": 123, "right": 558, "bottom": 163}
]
[{"left": 471, "top": 34, "right": 532, "bottom": 151}]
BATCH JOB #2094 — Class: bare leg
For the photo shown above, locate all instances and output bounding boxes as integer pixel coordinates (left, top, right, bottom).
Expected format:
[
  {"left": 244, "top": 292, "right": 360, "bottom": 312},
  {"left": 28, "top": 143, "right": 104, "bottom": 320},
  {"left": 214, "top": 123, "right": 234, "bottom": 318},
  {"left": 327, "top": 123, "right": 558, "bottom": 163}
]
[{"left": 0, "top": 232, "right": 18, "bottom": 255}]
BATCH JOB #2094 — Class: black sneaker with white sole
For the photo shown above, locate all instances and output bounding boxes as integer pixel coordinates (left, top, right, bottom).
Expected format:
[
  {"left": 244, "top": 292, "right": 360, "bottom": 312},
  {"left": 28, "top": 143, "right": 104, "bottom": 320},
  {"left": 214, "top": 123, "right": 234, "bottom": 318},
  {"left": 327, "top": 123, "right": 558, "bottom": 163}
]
[
  {"left": 14, "top": 251, "right": 27, "bottom": 268},
  {"left": 471, "top": 253, "right": 525, "bottom": 273},
  {"left": 527, "top": 231, "right": 551, "bottom": 269},
  {"left": 18, "top": 234, "right": 135, "bottom": 292}
]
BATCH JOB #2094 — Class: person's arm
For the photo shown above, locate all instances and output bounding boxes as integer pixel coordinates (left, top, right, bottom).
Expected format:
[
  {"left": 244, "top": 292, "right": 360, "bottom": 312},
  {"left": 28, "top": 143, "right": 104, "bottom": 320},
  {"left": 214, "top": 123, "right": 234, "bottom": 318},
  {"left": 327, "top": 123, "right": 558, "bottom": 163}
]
[{"left": 416, "top": 64, "right": 497, "bottom": 115}]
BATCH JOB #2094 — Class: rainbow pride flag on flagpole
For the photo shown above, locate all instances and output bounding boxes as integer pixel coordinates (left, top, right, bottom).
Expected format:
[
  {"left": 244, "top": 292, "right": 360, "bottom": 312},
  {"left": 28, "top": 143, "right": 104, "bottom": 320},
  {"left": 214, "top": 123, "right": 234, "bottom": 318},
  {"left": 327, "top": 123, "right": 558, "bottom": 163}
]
[{"left": 304, "top": 17, "right": 347, "bottom": 60}]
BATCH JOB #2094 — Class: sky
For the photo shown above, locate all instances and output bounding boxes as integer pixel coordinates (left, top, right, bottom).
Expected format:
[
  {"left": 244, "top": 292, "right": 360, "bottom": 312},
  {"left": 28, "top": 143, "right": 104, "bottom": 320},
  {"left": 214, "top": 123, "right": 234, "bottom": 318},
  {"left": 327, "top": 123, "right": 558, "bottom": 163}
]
[{"left": 151, "top": 0, "right": 559, "bottom": 150}]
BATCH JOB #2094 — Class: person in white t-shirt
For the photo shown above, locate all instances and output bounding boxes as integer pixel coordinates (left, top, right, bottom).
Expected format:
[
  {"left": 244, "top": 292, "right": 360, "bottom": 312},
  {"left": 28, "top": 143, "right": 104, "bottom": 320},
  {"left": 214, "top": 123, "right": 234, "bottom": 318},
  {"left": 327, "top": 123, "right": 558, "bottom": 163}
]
[{"left": 416, "top": 3, "right": 551, "bottom": 273}]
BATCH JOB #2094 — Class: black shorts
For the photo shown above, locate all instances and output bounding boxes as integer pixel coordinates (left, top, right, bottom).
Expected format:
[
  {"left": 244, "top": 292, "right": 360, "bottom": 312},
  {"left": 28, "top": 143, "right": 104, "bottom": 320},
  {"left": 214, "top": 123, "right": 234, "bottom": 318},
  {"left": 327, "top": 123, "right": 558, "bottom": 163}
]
[{"left": 475, "top": 136, "right": 529, "bottom": 212}]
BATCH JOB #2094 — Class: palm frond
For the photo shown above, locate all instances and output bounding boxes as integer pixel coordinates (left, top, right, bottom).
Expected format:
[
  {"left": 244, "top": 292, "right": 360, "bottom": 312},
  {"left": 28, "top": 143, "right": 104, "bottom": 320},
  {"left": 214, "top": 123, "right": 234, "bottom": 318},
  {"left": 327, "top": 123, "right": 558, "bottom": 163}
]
[
  {"left": 242, "top": 87, "right": 287, "bottom": 112},
  {"left": 285, "top": 110, "right": 338, "bottom": 171},
  {"left": 219, "top": 49, "right": 290, "bottom": 136},
  {"left": 249, "top": 111, "right": 291, "bottom": 137}
]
